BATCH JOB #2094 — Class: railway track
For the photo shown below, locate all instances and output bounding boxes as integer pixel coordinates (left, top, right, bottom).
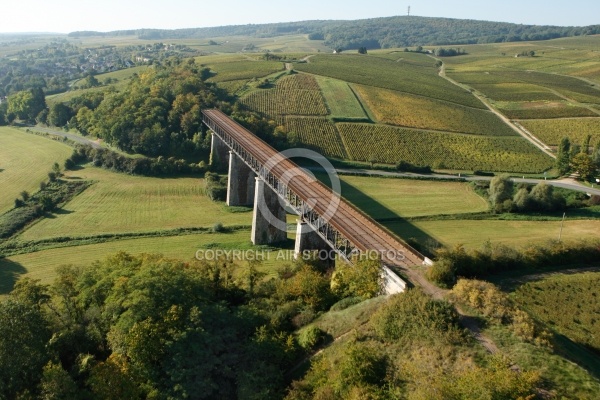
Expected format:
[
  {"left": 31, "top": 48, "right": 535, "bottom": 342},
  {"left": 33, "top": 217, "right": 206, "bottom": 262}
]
[{"left": 203, "top": 109, "right": 425, "bottom": 269}]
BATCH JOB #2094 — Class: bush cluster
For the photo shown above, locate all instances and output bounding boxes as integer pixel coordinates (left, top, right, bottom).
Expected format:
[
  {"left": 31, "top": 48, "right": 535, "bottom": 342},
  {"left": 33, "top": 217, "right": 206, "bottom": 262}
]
[
  {"left": 66, "top": 145, "right": 206, "bottom": 176},
  {"left": 204, "top": 172, "right": 228, "bottom": 201},
  {"left": 426, "top": 240, "right": 600, "bottom": 288},
  {"left": 395, "top": 160, "right": 432, "bottom": 173},
  {"left": 453, "top": 279, "right": 552, "bottom": 347},
  {"left": 1, "top": 180, "right": 90, "bottom": 239}
]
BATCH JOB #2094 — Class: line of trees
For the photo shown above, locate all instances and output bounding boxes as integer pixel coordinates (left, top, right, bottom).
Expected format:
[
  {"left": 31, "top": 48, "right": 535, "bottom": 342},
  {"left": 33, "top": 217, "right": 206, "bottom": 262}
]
[
  {"left": 556, "top": 136, "right": 600, "bottom": 181},
  {"left": 489, "top": 175, "right": 568, "bottom": 213}
]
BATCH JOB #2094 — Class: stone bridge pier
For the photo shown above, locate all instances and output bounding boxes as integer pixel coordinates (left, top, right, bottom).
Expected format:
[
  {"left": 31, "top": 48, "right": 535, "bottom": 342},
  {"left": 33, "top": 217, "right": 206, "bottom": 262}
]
[
  {"left": 209, "top": 132, "right": 230, "bottom": 171},
  {"left": 226, "top": 151, "right": 255, "bottom": 206},
  {"left": 251, "top": 177, "right": 287, "bottom": 245},
  {"left": 294, "top": 220, "right": 335, "bottom": 266}
]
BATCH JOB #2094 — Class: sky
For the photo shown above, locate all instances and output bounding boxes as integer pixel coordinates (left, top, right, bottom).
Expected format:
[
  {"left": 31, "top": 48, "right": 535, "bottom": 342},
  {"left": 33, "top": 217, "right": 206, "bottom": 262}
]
[{"left": 2, "top": 0, "right": 599, "bottom": 34}]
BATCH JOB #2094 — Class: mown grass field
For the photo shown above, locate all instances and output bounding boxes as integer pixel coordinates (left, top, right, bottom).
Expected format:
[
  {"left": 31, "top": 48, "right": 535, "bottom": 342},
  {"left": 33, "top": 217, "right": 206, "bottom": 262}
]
[
  {"left": 295, "top": 54, "right": 484, "bottom": 109},
  {"left": 386, "top": 219, "right": 600, "bottom": 249},
  {"left": 519, "top": 118, "right": 600, "bottom": 146},
  {"left": 442, "top": 37, "right": 600, "bottom": 80},
  {"left": 336, "top": 123, "right": 554, "bottom": 172},
  {"left": 315, "top": 76, "right": 368, "bottom": 120},
  {"left": 512, "top": 271, "right": 600, "bottom": 353},
  {"left": 19, "top": 166, "right": 252, "bottom": 241},
  {"left": 0, "top": 231, "right": 296, "bottom": 294},
  {"left": 354, "top": 84, "right": 516, "bottom": 135},
  {"left": 0, "top": 128, "right": 73, "bottom": 214},
  {"left": 338, "top": 176, "right": 489, "bottom": 219}
]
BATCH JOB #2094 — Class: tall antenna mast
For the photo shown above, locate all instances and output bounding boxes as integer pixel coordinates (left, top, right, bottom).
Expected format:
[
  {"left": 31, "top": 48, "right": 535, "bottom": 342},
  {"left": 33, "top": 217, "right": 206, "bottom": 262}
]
[{"left": 408, "top": 6, "right": 411, "bottom": 16}]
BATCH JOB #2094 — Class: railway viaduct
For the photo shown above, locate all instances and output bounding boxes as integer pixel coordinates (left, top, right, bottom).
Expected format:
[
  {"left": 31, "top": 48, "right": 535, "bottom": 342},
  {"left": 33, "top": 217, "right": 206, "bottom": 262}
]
[{"left": 203, "top": 109, "right": 430, "bottom": 294}]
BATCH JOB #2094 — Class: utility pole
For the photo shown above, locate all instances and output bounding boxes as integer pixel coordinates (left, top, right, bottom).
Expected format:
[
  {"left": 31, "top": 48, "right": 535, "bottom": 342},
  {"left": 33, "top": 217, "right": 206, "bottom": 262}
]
[
  {"left": 408, "top": 6, "right": 411, "bottom": 16},
  {"left": 558, "top": 212, "right": 566, "bottom": 242}
]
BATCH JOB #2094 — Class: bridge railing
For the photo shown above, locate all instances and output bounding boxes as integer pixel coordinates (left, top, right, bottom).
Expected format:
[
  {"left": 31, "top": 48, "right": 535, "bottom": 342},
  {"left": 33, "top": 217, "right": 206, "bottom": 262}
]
[{"left": 203, "top": 112, "right": 360, "bottom": 262}]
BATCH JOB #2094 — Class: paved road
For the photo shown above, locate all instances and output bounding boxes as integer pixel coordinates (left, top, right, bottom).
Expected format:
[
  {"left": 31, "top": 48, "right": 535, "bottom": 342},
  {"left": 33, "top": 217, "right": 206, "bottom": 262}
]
[
  {"left": 28, "top": 126, "right": 102, "bottom": 149},
  {"left": 326, "top": 167, "right": 600, "bottom": 196}
]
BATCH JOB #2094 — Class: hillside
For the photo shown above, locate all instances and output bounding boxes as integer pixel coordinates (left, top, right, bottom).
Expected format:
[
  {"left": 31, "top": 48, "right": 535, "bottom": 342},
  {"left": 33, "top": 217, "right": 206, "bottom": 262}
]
[{"left": 68, "top": 16, "right": 600, "bottom": 49}]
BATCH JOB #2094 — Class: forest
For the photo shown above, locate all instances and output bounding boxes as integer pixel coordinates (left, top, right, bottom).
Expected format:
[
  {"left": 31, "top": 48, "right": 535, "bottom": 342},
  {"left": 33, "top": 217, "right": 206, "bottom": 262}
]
[{"left": 69, "top": 16, "right": 600, "bottom": 49}]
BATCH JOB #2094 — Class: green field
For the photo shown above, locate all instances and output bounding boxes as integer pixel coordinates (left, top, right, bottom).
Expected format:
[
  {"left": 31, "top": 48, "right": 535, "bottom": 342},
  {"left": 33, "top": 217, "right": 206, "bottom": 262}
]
[
  {"left": 47, "top": 66, "right": 149, "bottom": 104},
  {"left": 315, "top": 76, "right": 368, "bottom": 120},
  {"left": 0, "top": 231, "right": 295, "bottom": 293},
  {"left": 386, "top": 219, "right": 600, "bottom": 249},
  {"left": 512, "top": 271, "right": 600, "bottom": 353},
  {"left": 336, "top": 123, "right": 554, "bottom": 172},
  {"left": 519, "top": 118, "right": 600, "bottom": 146},
  {"left": 370, "top": 50, "right": 436, "bottom": 67},
  {"left": 205, "top": 59, "right": 284, "bottom": 82},
  {"left": 0, "top": 128, "right": 73, "bottom": 213},
  {"left": 338, "top": 176, "right": 488, "bottom": 219},
  {"left": 354, "top": 84, "right": 515, "bottom": 135},
  {"left": 19, "top": 166, "right": 252, "bottom": 241},
  {"left": 295, "top": 54, "right": 484, "bottom": 109}
]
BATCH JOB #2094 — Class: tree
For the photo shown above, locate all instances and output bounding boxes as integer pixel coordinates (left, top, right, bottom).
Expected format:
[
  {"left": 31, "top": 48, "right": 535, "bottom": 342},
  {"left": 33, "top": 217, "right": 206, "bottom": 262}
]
[
  {"left": 358, "top": 47, "right": 368, "bottom": 54},
  {"left": 0, "top": 102, "right": 7, "bottom": 125},
  {"left": 48, "top": 103, "right": 73, "bottom": 127},
  {"left": 81, "top": 74, "right": 100, "bottom": 89},
  {"left": 556, "top": 137, "right": 571, "bottom": 175},
  {"left": 513, "top": 188, "right": 533, "bottom": 211},
  {"left": 39, "top": 362, "right": 79, "bottom": 399},
  {"left": 6, "top": 88, "right": 46, "bottom": 122},
  {"left": 593, "top": 141, "right": 600, "bottom": 168},
  {"left": 488, "top": 175, "right": 513, "bottom": 213},
  {"left": 0, "top": 299, "right": 51, "bottom": 398},
  {"left": 530, "top": 182, "right": 561, "bottom": 211},
  {"left": 52, "top": 162, "right": 62, "bottom": 177},
  {"left": 582, "top": 134, "right": 592, "bottom": 154},
  {"left": 571, "top": 153, "right": 597, "bottom": 181},
  {"left": 332, "top": 258, "right": 382, "bottom": 299}
]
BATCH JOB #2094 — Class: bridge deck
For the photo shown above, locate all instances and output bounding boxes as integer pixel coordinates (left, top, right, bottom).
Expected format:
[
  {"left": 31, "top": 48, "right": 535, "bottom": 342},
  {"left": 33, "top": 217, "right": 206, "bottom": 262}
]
[{"left": 203, "top": 109, "right": 424, "bottom": 268}]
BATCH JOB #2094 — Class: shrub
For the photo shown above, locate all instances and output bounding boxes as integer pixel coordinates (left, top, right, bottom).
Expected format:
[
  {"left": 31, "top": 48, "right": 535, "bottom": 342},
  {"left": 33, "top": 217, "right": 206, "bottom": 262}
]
[
  {"left": 395, "top": 160, "right": 432, "bottom": 173},
  {"left": 205, "top": 172, "right": 228, "bottom": 202},
  {"left": 292, "top": 308, "right": 318, "bottom": 329},
  {"left": 453, "top": 279, "right": 553, "bottom": 347},
  {"left": 372, "top": 289, "right": 464, "bottom": 344},
  {"left": 425, "top": 259, "right": 456, "bottom": 288},
  {"left": 298, "top": 326, "right": 326, "bottom": 350},
  {"left": 212, "top": 222, "right": 225, "bottom": 233},
  {"left": 329, "top": 296, "right": 363, "bottom": 311}
]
